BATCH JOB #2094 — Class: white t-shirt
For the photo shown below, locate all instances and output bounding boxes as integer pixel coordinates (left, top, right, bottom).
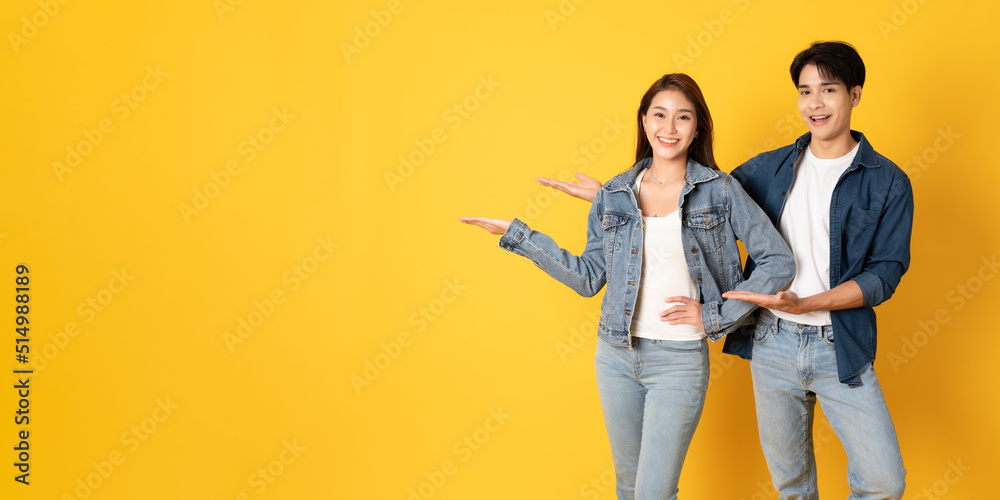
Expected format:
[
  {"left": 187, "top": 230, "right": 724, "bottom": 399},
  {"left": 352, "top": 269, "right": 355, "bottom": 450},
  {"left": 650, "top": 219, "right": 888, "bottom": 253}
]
[
  {"left": 630, "top": 170, "right": 706, "bottom": 341},
  {"left": 771, "top": 143, "right": 860, "bottom": 326}
]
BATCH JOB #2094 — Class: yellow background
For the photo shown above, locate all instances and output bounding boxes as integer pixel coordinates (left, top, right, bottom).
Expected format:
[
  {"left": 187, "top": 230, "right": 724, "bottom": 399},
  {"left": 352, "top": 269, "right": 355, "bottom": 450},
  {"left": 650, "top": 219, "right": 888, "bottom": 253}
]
[{"left": 1, "top": 0, "right": 997, "bottom": 498}]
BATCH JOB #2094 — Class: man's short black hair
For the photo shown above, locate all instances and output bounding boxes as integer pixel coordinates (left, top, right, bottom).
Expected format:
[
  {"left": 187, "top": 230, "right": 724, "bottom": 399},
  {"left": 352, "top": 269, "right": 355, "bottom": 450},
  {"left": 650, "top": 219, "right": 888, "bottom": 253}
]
[{"left": 790, "top": 41, "right": 865, "bottom": 89}]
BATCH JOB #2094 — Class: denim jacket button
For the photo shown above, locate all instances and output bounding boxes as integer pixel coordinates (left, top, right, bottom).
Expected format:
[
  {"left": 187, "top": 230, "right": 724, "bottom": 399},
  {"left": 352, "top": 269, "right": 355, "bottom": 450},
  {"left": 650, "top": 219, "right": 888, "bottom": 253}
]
[{"left": 690, "top": 247, "right": 698, "bottom": 253}]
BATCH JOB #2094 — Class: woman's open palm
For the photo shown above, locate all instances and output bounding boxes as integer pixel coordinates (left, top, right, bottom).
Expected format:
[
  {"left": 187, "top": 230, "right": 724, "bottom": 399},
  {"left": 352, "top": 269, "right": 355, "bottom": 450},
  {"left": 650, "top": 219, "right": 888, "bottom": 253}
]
[
  {"left": 458, "top": 217, "right": 512, "bottom": 235},
  {"left": 535, "top": 173, "right": 603, "bottom": 203}
]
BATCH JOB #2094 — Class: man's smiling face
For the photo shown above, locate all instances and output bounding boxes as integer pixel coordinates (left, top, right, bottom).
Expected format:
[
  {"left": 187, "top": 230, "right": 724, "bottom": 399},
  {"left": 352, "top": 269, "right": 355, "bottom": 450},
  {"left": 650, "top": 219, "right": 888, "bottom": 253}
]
[{"left": 797, "top": 63, "right": 862, "bottom": 146}]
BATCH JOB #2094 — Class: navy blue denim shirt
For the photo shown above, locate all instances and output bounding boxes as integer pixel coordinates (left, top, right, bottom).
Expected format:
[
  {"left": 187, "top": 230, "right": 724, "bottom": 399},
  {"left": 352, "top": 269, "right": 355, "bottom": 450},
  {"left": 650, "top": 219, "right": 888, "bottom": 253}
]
[
  {"left": 722, "top": 131, "right": 914, "bottom": 385},
  {"left": 499, "top": 159, "right": 794, "bottom": 347}
]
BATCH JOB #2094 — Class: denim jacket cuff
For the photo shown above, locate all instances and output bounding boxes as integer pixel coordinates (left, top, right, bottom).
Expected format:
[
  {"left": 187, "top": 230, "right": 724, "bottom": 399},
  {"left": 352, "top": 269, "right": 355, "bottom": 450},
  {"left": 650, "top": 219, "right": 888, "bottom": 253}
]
[
  {"left": 498, "top": 218, "right": 528, "bottom": 252},
  {"left": 851, "top": 273, "right": 885, "bottom": 308},
  {"left": 702, "top": 300, "right": 721, "bottom": 335}
]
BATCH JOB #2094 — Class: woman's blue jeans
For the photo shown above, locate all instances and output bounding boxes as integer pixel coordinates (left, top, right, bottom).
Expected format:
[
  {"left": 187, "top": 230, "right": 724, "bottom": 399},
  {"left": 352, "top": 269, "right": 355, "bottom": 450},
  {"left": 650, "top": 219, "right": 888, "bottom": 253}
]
[{"left": 595, "top": 336, "right": 709, "bottom": 500}]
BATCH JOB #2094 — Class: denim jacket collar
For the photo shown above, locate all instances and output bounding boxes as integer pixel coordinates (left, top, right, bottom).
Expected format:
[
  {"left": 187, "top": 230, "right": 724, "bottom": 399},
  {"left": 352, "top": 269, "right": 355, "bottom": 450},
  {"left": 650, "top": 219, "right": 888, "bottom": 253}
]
[
  {"left": 792, "top": 130, "right": 881, "bottom": 171},
  {"left": 602, "top": 158, "right": 720, "bottom": 194}
]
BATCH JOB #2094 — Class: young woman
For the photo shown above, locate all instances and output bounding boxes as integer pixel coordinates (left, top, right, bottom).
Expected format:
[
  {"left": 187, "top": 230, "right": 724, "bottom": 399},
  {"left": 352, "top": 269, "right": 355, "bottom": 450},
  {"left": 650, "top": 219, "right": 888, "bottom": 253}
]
[{"left": 460, "top": 74, "right": 794, "bottom": 499}]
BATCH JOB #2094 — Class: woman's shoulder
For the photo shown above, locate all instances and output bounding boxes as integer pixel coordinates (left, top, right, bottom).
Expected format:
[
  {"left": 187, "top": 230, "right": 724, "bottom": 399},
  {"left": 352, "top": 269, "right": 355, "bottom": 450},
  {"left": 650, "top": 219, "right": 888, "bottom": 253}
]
[
  {"left": 687, "top": 161, "right": 732, "bottom": 187},
  {"left": 605, "top": 169, "right": 638, "bottom": 186},
  {"left": 685, "top": 165, "right": 752, "bottom": 207},
  {"left": 599, "top": 160, "right": 647, "bottom": 194}
]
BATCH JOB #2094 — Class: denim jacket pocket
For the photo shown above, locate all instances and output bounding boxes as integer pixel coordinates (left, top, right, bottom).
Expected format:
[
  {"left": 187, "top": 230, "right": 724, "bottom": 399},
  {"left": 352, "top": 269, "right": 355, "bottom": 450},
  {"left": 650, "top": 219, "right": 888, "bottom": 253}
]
[
  {"left": 684, "top": 206, "right": 726, "bottom": 254},
  {"left": 844, "top": 206, "right": 879, "bottom": 262},
  {"left": 601, "top": 213, "right": 631, "bottom": 254}
]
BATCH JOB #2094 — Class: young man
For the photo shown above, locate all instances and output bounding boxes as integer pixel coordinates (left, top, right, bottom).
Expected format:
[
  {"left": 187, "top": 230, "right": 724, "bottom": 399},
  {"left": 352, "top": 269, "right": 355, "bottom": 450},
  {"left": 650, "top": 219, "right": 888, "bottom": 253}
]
[
  {"left": 721, "top": 41, "right": 911, "bottom": 499},
  {"left": 538, "top": 41, "right": 913, "bottom": 499}
]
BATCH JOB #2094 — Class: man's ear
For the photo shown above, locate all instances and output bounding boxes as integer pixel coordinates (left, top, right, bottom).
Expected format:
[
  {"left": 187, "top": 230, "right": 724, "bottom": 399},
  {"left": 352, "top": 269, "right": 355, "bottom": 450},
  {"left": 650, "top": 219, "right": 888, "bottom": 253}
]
[{"left": 851, "top": 85, "right": 863, "bottom": 108}]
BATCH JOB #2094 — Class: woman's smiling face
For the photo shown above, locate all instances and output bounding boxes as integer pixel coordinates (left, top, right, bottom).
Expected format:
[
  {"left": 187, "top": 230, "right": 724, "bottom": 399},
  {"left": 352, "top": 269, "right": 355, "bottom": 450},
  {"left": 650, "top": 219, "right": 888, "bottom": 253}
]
[{"left": 641, "top": 89, "right": 698, "bottom": 164}]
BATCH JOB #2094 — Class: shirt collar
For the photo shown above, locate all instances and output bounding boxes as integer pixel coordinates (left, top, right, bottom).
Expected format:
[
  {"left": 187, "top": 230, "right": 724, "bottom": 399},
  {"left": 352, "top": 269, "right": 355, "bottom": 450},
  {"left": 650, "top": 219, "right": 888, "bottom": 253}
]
[{"left": 793, "top": 130, "right": 880, "bottom": 169}]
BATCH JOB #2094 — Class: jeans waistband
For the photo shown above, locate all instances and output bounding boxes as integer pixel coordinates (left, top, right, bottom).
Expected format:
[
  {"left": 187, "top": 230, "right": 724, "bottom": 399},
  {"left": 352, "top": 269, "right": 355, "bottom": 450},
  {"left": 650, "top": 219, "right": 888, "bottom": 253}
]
[{"left": 758, "top": 309, "right": 834, "bottom": 339}]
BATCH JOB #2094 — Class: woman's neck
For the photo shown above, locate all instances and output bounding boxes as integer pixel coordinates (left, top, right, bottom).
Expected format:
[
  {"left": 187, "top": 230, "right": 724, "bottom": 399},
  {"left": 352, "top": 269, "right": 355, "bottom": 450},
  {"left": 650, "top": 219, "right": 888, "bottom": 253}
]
[{"left": 647, "top": 156, "right": 687, "bottom": 182}]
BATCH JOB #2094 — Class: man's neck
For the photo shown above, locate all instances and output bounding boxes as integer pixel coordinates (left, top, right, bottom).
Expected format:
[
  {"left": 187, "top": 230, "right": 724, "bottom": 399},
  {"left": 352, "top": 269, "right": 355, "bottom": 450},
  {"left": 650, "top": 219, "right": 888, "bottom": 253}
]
[{"left": 808, "top": 132, "right": 858, "bottom": 159}]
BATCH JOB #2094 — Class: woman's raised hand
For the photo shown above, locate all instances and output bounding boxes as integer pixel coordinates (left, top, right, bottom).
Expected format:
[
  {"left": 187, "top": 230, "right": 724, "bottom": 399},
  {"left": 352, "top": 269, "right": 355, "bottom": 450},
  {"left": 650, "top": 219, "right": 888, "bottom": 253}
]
[
  {"left": 535, "top": 173, "right": 603, "bottom": 203},
  {"left": 458, "top": 217, "right": 512, "bottom": 235}
]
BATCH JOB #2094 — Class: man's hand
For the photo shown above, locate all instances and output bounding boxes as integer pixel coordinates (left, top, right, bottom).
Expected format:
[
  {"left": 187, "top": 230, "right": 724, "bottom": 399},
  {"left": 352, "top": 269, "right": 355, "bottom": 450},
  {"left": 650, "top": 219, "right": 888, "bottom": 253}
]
[
  {"left": 458, "top": 217, "right": 512, "bottom": 235},
  {"left": 536, "top": 173, "right": 603, "bottom": 203},
  {"left": 661, "top": 296, "right": 704, "bottom": 329},
  {"left": 722, "top": 290, "right": 807, "bottom": 315}
]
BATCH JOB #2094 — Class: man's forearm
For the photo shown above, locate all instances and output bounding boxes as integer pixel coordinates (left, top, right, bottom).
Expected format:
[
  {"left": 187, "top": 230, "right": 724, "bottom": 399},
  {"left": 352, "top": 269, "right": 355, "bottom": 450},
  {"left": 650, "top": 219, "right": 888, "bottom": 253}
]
[{"left": 799, "top": 280, "right": 864, "bottom": 313}]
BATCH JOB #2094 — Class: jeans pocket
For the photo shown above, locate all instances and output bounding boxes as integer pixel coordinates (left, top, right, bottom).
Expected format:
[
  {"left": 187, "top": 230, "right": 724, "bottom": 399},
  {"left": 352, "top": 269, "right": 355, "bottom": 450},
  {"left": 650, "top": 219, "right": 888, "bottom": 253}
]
[
  {"left": 651, "top": 339, "right": 704, "bottom": 353},
  {"left": 752, "top": 321, "right": 774, "bottom": 345},
  {"left": 822, "top": 331, "right": 835, "bottom": 348}
]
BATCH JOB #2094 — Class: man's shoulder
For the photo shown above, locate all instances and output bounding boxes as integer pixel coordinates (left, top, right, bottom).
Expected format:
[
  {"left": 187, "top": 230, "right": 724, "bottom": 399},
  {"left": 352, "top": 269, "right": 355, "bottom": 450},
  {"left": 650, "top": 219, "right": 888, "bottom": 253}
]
[
  {"left": 753, "top": 141, "right": 800, "bottom": 163},
  {"left": 870, "top": 150, "right": 907, "bottom": 177},
  {"left": 732, "top": 141, "right": 800, "bottom": 183},
  {"left": 862, "top": 141, "right": 912, "bottom": 191}
]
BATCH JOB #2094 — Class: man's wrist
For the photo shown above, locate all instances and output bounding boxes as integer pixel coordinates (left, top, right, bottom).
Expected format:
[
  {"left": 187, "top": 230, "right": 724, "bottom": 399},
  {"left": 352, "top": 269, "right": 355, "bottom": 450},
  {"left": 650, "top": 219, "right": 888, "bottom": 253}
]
[{"left": 795, "top": 294, "right": 815, "bottom": 315}]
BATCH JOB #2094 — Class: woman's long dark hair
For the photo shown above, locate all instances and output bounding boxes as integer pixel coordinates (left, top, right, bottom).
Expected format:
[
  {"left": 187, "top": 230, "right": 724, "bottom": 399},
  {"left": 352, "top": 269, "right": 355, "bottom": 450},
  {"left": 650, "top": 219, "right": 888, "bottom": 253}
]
[{"left": 634, "top": 73, "right": 718, "bottom": 170}]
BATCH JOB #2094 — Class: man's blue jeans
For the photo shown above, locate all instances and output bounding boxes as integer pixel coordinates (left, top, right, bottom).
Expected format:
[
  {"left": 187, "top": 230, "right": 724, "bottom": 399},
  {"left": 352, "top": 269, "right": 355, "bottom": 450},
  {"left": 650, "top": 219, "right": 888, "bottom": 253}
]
[
  {"left": 750, "top": 309, "right": 906, "bottom": 500},
  {"left": 595, "top": 336, "right": 709, "bottom": 500}
]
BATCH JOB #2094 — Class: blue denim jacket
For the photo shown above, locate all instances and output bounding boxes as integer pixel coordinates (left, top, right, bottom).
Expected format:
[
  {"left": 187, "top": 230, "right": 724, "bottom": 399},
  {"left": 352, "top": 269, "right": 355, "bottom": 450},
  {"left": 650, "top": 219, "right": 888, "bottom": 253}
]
[
  {"left": 722, "top": 131, "right": 914, "bottom": 385},
  {"left": 499, "top": 158, "right": 794, "bottom": 347}
]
